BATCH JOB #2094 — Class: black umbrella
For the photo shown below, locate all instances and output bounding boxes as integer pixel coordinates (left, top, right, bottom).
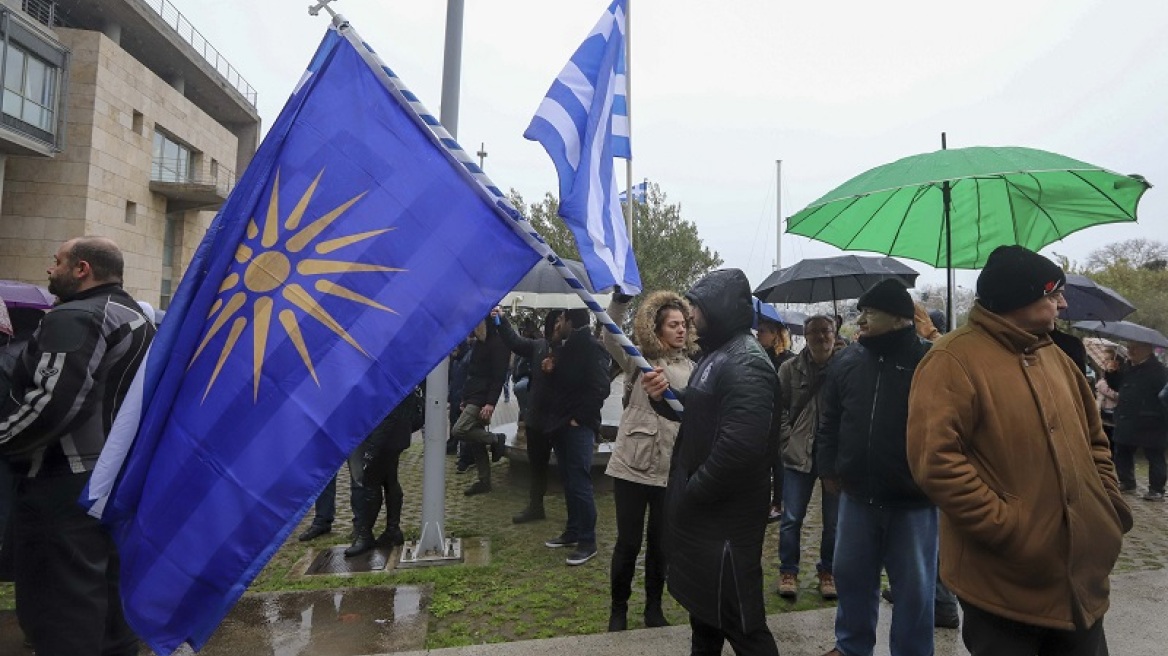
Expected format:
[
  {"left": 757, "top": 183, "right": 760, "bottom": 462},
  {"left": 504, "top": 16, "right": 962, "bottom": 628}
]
[
  {"left": 753, "top": 255, "right": 919, "bottom": 308},
  {"left": 1059, "top": 275, "right": 1136, "bottom": 322},
  {"left": 1072, "top": 320, "right": 1168, "bottom": 349},
  {"left": 500, "top": 258, "right": 612, "bottom": 309}
]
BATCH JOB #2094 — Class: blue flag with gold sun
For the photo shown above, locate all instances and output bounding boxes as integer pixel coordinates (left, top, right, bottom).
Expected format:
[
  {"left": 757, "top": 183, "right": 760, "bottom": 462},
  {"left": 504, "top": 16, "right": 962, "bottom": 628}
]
[{"left": 85, "top": 26, "right": 540, "bottom": 654}]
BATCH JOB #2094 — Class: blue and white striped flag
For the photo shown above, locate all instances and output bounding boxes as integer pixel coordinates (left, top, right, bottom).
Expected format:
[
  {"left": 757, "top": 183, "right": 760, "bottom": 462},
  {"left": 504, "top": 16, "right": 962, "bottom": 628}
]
[
  {"left": 619, "top": 179, "right": 649, "bottom": 204},
  {"left": 524, "top": 0, "right": 641, "bottom": 294}
]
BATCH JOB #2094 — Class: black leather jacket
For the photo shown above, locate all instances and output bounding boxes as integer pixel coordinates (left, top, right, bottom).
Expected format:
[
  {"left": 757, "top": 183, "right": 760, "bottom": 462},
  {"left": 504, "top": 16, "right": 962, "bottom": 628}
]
[{"left": 817, "top": 325, "right": 932, "bottom": 508}]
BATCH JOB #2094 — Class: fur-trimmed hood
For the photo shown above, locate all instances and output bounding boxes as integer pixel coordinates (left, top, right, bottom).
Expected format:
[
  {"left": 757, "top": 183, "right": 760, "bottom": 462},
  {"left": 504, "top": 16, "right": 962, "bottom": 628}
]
[{"left": 632, "top": 290, "right": 699, "bottom": 361}]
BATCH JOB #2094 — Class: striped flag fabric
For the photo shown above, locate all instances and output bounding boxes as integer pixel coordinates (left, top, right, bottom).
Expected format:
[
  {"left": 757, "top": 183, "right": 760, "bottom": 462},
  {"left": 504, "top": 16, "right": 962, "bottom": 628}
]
[
  {"left": 524, "top": 0, "right": 641, "bottom": 294},
  {"left": 619, "top": 179, "right": 649, "bottom": 204}
]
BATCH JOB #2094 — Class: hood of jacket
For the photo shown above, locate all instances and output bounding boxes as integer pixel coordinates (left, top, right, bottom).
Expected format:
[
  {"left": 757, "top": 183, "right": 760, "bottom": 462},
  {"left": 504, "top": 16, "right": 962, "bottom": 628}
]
[
  {"left": 685, "top": 269, "right": 754, "bottom": 352},
  {"left": 632, "top": 290, "right": 699, "bottom": 361}
]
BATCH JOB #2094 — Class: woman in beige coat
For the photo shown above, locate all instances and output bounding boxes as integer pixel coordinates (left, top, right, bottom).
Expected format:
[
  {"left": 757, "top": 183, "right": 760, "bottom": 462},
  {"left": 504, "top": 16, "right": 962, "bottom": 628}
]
[{"left": 602, "top": 290, "right": 696, "bottom": 632}]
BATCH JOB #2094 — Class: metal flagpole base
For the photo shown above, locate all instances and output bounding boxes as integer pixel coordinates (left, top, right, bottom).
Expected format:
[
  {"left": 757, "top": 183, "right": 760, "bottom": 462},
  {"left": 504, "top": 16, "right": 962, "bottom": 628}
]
[{"left": 398, "top": 534, "right": 463, "bottom": 569}]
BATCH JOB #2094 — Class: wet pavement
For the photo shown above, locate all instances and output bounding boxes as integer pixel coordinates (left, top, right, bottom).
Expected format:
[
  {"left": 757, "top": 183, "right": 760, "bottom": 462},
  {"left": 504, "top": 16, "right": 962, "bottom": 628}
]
[{"left": 168, "top": 586, "right": 429, "bottom": 656}]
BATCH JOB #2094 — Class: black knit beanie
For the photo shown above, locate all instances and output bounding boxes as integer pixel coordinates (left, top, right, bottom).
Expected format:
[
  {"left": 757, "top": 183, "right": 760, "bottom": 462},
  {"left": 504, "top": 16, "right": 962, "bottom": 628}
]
[
  {"left": 856, "top": 278, "right": 915, "bottom": 320},
  {"left": 976, "top": 246, "right": 1066, "bottom": 314}
]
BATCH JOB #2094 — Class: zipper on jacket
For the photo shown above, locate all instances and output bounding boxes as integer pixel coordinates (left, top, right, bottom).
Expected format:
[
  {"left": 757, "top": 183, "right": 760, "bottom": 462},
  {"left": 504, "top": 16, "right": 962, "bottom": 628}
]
[{"left": 866, "top": 356, "right": 883, "bottom": 503}]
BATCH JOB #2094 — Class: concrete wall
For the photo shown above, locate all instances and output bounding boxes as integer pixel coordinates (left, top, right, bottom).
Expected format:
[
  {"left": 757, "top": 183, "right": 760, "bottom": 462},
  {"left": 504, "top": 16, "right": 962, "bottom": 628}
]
[{"left": 0, "top": 27, "right": 241, "bottom": 305}]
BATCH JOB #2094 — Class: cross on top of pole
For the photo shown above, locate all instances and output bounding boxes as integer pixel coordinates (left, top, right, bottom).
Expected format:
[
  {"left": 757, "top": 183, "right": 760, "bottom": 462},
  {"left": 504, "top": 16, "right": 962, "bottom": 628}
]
[
  {"left": 308, "top": 0, "right": 339, "bottom": 17},
  {"left": 476, "top": 142, "right": 488, "bottom": 169}
]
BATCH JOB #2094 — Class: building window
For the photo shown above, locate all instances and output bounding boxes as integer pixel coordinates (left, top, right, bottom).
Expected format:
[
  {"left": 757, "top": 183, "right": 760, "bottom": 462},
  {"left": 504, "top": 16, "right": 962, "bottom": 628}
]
[
  {"left": 152, "top": 129, "right": 193, "bottom": 183},
  {"left": 132, "top": 110, "right": 144, "bottom": 135},
  {"left": 2, "top": 41, "right": 57, "bottom": 134},
  {"left": 124, "top": 200, "right": 137, "bottom": 225}
]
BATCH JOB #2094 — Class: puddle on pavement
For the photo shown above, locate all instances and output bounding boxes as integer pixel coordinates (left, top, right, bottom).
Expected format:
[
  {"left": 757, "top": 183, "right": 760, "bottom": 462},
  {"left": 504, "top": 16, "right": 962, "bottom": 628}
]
[
  {"left": 306, "top": 545, "right": 394, "bottom": 575},
  {"left": 166, "top": 586, "right": 430, "bottom": 655},
  {"left": 0, "top": 585, "right": 429, "bottom": 656}
]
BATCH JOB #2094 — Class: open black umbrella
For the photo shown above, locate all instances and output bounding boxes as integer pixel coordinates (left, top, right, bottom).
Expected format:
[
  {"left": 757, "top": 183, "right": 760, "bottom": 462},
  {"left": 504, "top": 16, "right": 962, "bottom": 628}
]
[
  {"left": 1073, "top": 320, "right": 1168, "bottom": 349},
  {"left": 1059, "top": 275, "right": 1136, "bottom": 322},
  {"left": 753, "top": 255, "right": 919, "bottom": 308},
  {"left": 500, "top": 258, "right": 612, "bottom": 309}
]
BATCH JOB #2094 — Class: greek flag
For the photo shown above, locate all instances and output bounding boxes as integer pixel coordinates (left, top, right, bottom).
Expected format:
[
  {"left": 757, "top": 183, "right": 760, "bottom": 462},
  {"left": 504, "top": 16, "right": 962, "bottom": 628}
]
[
  {"left": 619, "top": 179, "right": 649, "bottom": 204},
  {"left": 524, "top": 0, "right": 641, "bottom": 294}
]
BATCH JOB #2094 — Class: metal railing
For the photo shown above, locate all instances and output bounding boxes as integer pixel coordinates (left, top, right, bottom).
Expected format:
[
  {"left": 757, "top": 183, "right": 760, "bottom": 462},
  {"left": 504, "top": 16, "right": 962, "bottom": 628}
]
[
  {"left": 151, "top": 156, "right": 237, "bottom": 197},
  {"left": 21, "top": 0, "right": 57, "bottom": 27},
  {"left": 140, "top": 0, "right": 257, "bottom": 107}
]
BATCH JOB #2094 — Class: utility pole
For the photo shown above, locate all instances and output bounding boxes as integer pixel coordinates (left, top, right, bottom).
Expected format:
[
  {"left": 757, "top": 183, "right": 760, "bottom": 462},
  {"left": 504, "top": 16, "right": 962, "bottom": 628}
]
[
  {"left": 775, "top": 159, "right": 782, "bottom": 270},
  {"left": 407, "top": 0, "right": 464, "bottom": 567},
  {"left": 476, "top": 142, "right": 487, "bottom": 169}
]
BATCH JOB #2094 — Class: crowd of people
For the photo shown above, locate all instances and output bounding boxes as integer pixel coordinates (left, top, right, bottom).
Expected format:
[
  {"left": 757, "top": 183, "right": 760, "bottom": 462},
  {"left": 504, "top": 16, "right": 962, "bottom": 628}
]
[{"left": 0, "top": 236, "right": 1164, "bottom": 656}]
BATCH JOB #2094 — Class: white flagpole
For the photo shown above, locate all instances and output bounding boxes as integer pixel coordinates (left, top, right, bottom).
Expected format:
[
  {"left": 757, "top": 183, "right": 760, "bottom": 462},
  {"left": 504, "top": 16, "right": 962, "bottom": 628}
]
[{"left": 623, "top": 0, "right": 634, "bottom": 249}]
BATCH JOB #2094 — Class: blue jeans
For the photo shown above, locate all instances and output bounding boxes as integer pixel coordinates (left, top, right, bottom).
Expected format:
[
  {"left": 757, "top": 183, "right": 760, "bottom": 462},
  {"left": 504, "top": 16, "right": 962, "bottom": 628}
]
[
  {"left": 833, "top": 493, "right": 938, "bottom": 656},
  {"left": 779, "top": 468, "right": 839, "bottom": 575},
  {"left": 552, "top": 424, "right": 597, "bottom": 547}
]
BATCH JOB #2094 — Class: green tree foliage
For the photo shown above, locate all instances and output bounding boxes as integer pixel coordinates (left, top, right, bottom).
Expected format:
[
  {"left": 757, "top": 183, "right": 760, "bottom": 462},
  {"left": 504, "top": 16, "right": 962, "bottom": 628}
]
[
  {"left": 507, "top": 183, "right": 723, "bottom": 299},
  {"left": 1068, "top": 238, "right": 1168, "bottom": 334}
]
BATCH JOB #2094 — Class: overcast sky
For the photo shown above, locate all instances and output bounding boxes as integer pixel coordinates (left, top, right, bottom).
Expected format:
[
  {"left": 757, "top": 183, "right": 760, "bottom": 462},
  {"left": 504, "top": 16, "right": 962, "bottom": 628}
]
[{"left": 176, "top": 0, "right": 1167, "bottom": 294}]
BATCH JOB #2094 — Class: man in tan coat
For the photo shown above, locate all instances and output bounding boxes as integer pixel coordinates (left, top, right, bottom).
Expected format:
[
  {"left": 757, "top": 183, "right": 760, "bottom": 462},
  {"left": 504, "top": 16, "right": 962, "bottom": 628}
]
[{"left": 907, "top": 245, "right": 1133, "bottom": 656}]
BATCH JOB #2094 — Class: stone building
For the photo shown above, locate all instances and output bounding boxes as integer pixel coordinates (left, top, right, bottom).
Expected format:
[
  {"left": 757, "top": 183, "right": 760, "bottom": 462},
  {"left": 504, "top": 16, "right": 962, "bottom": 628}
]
[{"left": 0, "top": 0, "right": 260, "bottom": 307}]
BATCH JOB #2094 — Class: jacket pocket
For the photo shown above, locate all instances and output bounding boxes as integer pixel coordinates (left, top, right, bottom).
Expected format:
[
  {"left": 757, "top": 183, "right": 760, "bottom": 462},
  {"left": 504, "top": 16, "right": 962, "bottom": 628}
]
[{"left": 624, "top": 428, "right": 659, "bottom": 472}]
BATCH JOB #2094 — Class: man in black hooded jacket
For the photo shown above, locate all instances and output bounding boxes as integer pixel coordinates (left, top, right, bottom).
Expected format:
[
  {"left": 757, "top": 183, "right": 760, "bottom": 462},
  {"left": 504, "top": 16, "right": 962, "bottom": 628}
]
[{"left": 644, "top": 268, "right": 779, "bottom": 656}]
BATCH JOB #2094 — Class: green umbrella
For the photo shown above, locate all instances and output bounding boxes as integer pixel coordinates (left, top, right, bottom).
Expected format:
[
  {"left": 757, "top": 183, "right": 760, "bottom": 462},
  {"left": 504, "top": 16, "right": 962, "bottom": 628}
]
[{"left": 786, "top": 145, "right": 1149, "bottom": 270}]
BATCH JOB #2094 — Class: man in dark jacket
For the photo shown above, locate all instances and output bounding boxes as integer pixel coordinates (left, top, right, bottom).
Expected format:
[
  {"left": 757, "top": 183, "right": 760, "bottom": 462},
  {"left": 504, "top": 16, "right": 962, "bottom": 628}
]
[
  {"left": 493, "top": 308, "right": 561, "bottom": 524},
  {"left": 451, "top": 317, "right": 510, "bottom": 496},
  {"left": 541, "top": 308, "right": 611, "bottom": 566},
  {"left": 0, "top": 236, "right": 155, "bottom": 656},
  {"left": 644, "top": 269, "right": 779, "bottom": 656},
  {"left": 1106, "top": 339, "right": 1168, "bottom": 501},
  {"left": 816, "top": 278, "right": 934, "bottom": 656}
]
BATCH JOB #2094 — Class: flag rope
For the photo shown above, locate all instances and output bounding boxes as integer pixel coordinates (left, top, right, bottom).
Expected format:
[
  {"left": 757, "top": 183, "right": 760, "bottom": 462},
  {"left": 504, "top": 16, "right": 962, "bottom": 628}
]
[{"left": 329, "top": 13, "right": 683, "bottom": 415}]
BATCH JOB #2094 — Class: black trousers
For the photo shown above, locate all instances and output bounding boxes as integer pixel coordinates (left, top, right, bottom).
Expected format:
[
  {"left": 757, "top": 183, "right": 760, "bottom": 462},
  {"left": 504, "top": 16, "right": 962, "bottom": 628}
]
[
  {"left": 348, "top": 441, "right": 405, "bottom": 535},
  {"left": 959, "top": 599, "right": 1107, "bottom": 656},
  {"left": 690, "top": 614, "right": 779, "bottom": 656},
  {"left": 610, "top": 477, "right": 666, "bottom": 608},
  {"left": 527, "top": 426, "right": 550, "bottom": 508},
  {"left": 1113, "top": 443, "right": 1166, "bottom": 493},
  {"left": 14, "top": 473, "right": 138, "bottom": 656}
]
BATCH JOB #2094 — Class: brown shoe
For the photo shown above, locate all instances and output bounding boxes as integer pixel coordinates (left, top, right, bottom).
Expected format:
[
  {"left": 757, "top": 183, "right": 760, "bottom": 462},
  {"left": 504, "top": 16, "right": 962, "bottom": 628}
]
[
  {"left": 817, "top": 571, "right": 838, "bottom": 600},
  {"left": 778, "top": 571, "right": 798, "bottom": 598}
]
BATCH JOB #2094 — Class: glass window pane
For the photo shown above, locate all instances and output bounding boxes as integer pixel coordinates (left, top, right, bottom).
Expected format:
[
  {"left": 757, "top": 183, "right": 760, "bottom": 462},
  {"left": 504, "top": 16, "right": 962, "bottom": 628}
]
[
  {"left": 4, "top": 48, "right": 24, "bottom": 92},
  {"left": 153, "top": 130, "right": 164, "bottom": 158},
  {"left": 2, "top": 92, "right": 20, "bottom": 118},
  {"left": 24, "top": 57, "right": 45, "bottom": 101},
  {"left": 21, "top": 103, "right": 40, "bottom": 127}
]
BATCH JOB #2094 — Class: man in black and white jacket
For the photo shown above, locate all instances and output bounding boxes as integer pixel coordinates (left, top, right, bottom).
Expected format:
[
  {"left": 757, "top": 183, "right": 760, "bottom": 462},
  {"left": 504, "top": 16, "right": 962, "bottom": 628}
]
[{"left": 0, "top": 236, "right": 155, "bottom": 656}]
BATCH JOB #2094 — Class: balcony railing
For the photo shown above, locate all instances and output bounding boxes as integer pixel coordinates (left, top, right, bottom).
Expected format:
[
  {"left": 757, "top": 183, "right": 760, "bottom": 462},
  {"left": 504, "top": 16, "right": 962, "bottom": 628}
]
[
  {"left": 151, "top": 156, "right": 236, "bottom": 198},
  {"left": 21, "top": 0, "right": 58, "bottom": 27},
  {"left": 140, "top": 0, "right": 257, "bottom": 107}
]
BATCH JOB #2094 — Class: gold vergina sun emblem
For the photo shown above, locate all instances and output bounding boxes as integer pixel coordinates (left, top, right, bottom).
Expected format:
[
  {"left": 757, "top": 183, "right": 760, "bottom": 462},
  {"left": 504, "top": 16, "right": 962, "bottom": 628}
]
[{"left": 190, "top": 168, "right": 404, "bottom": 402}]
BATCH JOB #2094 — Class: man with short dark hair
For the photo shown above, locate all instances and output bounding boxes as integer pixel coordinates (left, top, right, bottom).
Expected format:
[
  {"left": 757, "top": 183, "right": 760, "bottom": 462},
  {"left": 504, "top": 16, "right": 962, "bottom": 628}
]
[
  {"left": 817, "top": 278, "right": 935, "bottom": 656},
  {"left": 0, "top": 236, "right": 156, "bottom": 656},
  {"left": 541, "top": 308, "right": 611, "bottom": 566},
  {"left": 909, "top": 245, "right": 1132, "bottom": 656},
  {"left": 776, "top": 314, "right": 839, "bottom": 601}
]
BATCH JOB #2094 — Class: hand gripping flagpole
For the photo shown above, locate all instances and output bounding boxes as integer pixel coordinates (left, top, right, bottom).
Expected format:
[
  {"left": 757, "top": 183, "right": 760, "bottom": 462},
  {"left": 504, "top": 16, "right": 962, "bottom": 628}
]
[{"left": 323, "top": 13, "right": 686, "bottom": 421}]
